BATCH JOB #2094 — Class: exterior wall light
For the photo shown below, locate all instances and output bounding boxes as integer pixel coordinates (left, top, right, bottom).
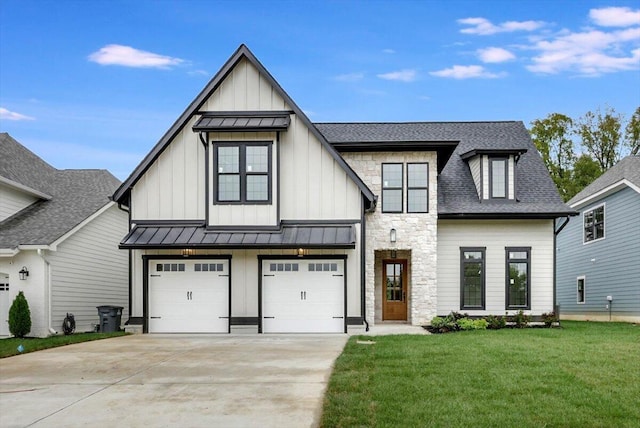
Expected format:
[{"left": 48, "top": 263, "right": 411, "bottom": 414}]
[
  {"left": 390, "top": 228, "right": 397, "bottom": 243},
  {"left": 297, "top": 248, "right": 307, "bottom": 257},
  {"left": 182, "top": 249, "right": 196, "bottom": 257},
  {"left": 19, "top": 266, "right": 29, "bottom": 280}
]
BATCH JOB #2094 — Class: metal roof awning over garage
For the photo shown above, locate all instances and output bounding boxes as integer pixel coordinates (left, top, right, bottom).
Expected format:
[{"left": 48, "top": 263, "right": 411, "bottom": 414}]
[
  {"left": 192, "top": 111, "right": 291, "bottom": 132},
  {"left": 120, "top": 222, "right": 356, "bottom": 249}
]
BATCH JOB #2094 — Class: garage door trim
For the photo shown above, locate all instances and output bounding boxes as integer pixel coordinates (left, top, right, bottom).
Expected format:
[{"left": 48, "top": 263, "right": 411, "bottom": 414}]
[
  {"left": 142, "top": 254, "right": 232, "bottom": 333},
  {"left": 258, "top": 254, "right": 347, "bottom": 333}
]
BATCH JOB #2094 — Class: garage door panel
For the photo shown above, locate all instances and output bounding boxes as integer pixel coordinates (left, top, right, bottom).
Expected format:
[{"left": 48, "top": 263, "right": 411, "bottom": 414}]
[
  {"left": 149, "top": 260, "right": 229, "bottom": 333},
  {"left": 262, "top": 259, "right": 345, "bottom": 333}
]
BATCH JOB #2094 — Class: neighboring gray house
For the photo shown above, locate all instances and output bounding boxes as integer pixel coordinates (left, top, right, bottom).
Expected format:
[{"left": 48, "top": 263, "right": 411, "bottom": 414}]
[
  {"left": 557, "top": 155, "right": 640, "bottom": 322},
  {"left": 0, "top": 133, "right": 129, "bottom": 337},
  {"left": 113, "top": 45, "right": 574, "bottom": 334}
]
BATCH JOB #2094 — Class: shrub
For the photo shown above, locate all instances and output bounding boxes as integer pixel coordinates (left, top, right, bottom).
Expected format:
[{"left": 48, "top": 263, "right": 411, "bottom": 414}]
[
  {"left": 541, "top": 311, "right": 557, "bottom": 327},
  {"left": 511, "top": 310, "right": 530, "bottom": 328},
  {"left": 429, "top": 313, "right": 459, "bottom": 333},
  {"left": 9, "top": 291, "right": 31, "bottom": 338},
  {"left": 485, "top": 315, "right": 506, "bottom": 330},
  {"left": 458, "top": 318, "right": 488, "bottom": 330}
]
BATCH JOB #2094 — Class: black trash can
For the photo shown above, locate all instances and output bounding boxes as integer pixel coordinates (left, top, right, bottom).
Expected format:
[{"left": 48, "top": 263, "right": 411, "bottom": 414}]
[{"left": 96, "top": 306, "right": 123, "bottom": 333}]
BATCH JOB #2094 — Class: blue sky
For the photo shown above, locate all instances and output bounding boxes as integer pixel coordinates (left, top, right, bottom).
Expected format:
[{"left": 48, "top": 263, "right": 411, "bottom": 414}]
[{"left": 1, "top": 0, "right": 639, "bottom": 180}]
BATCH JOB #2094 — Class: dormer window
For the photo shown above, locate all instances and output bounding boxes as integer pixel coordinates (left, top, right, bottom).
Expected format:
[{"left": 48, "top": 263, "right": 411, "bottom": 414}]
[
  {"left": 460, "top": 149, "right": 526, "bottom": 202},
  {"left": 489, "top": 158, "right": 508, "bottom": 199}
]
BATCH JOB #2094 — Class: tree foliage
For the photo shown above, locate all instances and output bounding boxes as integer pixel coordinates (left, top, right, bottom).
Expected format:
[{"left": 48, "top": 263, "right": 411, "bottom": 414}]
[
  {"left": 626, "top": 107, "right": 640, "bottom": 156},
  {"left": 9, "top": 291, "right": 31, "bottom": 338},
  {"left": 576, "top": 106, "right": 623, "bottom": 171}
]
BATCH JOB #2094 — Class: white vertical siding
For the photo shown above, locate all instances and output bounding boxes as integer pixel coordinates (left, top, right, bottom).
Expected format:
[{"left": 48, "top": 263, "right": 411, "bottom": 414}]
[
  {"left": 481, "top": 156, "right": 490, "bottom": 199},
  {"left": 46, "top": 205, "right": 129, "bottom": 333},
  {"left": 468, "top": 157, "right": 481, "bottom": 198},
  {"left": 437, "top": 219, "right": 554, "bottom": 316},
  {"left": 0, "top": 183, "right": 37, "bottom": 221}
]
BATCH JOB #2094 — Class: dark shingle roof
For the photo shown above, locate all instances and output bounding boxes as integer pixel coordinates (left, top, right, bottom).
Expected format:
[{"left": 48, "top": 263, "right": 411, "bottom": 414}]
[
  {"left": 317, "top": 122, "right": 574, "bottom": 218},
  {"left": 0, "top": 133, "right": 121, "bottom": 248},
  {"left": 568, "top": 155, "right": 640, "bottom": 205}
]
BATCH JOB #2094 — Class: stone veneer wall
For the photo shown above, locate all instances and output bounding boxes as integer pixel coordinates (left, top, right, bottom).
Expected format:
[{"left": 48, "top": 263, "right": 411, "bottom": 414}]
[{"left": 341, "top": 151, "right": 438, "bottom": 326}]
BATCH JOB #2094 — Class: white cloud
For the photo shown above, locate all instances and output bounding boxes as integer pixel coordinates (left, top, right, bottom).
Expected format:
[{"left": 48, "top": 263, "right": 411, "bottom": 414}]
[
  {"left": 335, "top": 72, "right": 365, "bottom": 82},
  {"left": 88, "top": 44, "right": 185, "bottom": 68},
  {"left": 377, "top": 69, "right": 417, "bottom": 82},
  {"left": 429, "top": 65, "right": 504, "bottom": 79},
  {"left": 187, "top": 69, "right": 209, "bottom": 77},
  {"left": 458, "top": 17, "right": 545, "bottom": 35},
  {"left": 477, "top": 47, "right": 516, "bottom": 63},
  {"left": 590, "top": 7, "right": 640, "bottom": 27},
  {"left": 527, "top": 28, "right": 640, "bottom": 75},
  {"left": 0, "top": 107, "right": 35, "bottom": 121},
  {"left": 382, "top": 48, "right": 396, "bottom": 54}
]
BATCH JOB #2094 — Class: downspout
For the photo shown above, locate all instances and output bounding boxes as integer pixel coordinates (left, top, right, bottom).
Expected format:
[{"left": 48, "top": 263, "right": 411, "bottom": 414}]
[
  {"left": 361, "top": 197, "right": 370, "bottom": 332},
  {"left": 553, "top": 216, "right": 571, "bottom": 315},
  {"left": 37, "top": 249, "right": 57, "bottom": 335},
  {"left": 117, "top": 202, "right": 132, "bottom": 324}
]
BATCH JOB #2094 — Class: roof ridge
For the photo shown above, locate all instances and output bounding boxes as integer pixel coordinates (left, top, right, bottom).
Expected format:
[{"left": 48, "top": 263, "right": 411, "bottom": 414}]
[{"left": 315, "top": 121, "right": 521, "bottom": 125}]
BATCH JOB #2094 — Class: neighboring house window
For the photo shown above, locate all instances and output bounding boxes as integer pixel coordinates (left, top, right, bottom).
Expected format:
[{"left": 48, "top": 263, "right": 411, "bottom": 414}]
[
  {"left": 382, "top": 163, "right": 403, "bottom": 213},
  {"left": 583, "top": 204, "right": 605, "bottom": 243},
  {"left": 490, "top": 157, "right": 508, "bottom": 199},
  {"left": 214, "top": 142, "right": 271, "bottom": 203},
  {"left": 506, "top": 247, "right": 530, "bottom": 310},
  {"left": 460, "top": 248, "right": 485, "bottom": 310},
  {"left": 577, "top": 276, "right": 586, "bottom": 304},
  {"left": 407, "top": 163, "right": 428, "bottom": 213}
]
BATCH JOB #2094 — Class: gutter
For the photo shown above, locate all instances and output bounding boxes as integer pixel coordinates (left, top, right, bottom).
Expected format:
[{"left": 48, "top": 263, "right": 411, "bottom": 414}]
[{"left": 37, "top": 249, "right": 57, "bottom": 335}]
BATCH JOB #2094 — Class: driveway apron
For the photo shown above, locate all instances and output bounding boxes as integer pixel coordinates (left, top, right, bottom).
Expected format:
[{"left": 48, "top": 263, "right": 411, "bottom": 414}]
[{"left": 0, "top": 334, "right": 348, "bottom": 428}]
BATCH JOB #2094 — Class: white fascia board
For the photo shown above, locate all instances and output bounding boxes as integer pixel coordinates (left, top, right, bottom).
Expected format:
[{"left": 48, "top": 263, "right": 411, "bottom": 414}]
[
  {"left": 0, "top": 247, "right": 20, "bottom": 257},
  {"left": 48, "top": 201, "right": 116, "bottom": 250},
  {"left": 570, "top": 179, "right": 640, "bottom": 210},
  {"left": 0, "top": 176, "right": 52, "bottom": 200}
]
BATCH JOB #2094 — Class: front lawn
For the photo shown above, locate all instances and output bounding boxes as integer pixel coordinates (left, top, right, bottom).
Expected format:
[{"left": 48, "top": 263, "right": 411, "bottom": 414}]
[
  {"left": 321, "top": 321, "right": 640, "bottom": 427},
  {"left": 0, "top": 332, "right": 127, "bottom": 358}
]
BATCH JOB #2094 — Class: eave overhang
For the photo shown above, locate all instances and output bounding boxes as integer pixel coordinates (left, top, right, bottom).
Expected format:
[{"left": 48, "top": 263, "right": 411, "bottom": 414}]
[
  {"left": 438, "top": 210, "right": 578, "bottom": 220},
  {"left": 460, "top": 148, "right": 528, "bottom": 161},
  {"left": 193, "top": 111, "right": 291, "bottom": 133}
]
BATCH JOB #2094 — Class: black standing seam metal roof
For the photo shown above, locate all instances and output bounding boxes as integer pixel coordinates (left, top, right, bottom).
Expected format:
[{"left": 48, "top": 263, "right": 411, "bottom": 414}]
[
  {"left": 192, "top": 111, "right": 291, "bottom": 132},
  {"left": 119, "top": 224, "right": 356, "bottom": 249}
]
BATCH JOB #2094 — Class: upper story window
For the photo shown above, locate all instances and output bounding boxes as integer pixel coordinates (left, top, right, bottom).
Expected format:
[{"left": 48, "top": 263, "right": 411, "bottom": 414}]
[
  {"left": 490, "top": 157, "right": 508, "bottom": 199},
  {"left": 584, "top": 204, "right": 604, "bottom": 243},
  {"left": 214, "top": 142, "right": 271, "bottom": 204},
  {"left": 382, "top": 163, "right": 403, "bottom": 213},
  {"left": 407, "top": 163, "right": 428, "bottom": 213}
]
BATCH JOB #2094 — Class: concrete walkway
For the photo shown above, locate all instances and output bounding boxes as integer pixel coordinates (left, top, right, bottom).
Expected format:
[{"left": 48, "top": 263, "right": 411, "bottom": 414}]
[{"left": 0, "top": 334, "right": 347, "bottom": 428}]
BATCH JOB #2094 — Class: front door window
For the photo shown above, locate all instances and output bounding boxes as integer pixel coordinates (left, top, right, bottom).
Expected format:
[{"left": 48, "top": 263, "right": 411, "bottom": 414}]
[{"left": 383, "top": 260, "right": 407, "bottom": 321}]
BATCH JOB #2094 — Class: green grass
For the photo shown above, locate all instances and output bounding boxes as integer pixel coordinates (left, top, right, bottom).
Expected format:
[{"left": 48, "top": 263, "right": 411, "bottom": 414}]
[
  {"left": 321, "top": 321, "right": 640, "bottom": 428},
  {"left": 0, "top": 331, "right": 127, "bottom": 358}
]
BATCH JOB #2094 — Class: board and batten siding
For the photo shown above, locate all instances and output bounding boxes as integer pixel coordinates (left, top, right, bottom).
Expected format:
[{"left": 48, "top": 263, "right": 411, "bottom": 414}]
[
  {"left": 46, "top": 204, "right": 129, "bottom": 333},
  {"left": 0, "top": 183, "right": 38, "bottom": 222},
  {"left": 556, "top": 187, "right": 640, "bottom": 321},
  {"left": 437, "top": 219, "right": 555, "bottom": 316}
]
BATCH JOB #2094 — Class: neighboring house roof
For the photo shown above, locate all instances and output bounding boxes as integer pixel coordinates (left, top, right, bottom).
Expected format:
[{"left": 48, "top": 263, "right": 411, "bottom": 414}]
[
  {"left": 112, "top": 44, "right": 376, "bottom": 208},
  {"left": 317, "top": 121, "right": 574, "bottom": 218},
  {"left": 567, "top": 155, "right": 640, "bottom": 208},
  {"left": 0, "top": 133, "right": 121, "bottom": 249}
]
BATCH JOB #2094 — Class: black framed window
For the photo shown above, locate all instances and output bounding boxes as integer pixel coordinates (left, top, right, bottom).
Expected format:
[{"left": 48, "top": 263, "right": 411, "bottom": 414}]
[
  {"left": 214, "top": 142, "right": 271, "bottom": 203},
  {"left": 382, "top": 163, "right": 403, "bottom": 213},
  {"left": 460, "top": 248, "right": 485, "bottom": 310},
  {"left": 506, "top": 247, "right": 530, "bottom": 309},
  {"left": 577, "top": 276, "right": 586, "bottom": 304},
  {"left": 583, "top": 205, "right": 604, "bottom": 243},
  {"left": 407, "top": 163, "right": 428, "bottom": 213},
  {"left": 490, "top": 158, "right": 508, "bottom": 199}
]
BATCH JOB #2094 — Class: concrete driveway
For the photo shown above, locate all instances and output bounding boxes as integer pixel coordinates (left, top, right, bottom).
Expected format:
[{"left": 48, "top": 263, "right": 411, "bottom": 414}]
[{"left": 0, "top": 334, "right": 348, "bottom": 428}]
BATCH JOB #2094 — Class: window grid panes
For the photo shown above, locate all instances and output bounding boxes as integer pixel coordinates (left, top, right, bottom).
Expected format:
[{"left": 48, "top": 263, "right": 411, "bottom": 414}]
[
  {"left": 385, "top": 263, "right": 403, "bottom": 302},
  {"left": 461, "top": 249, "right": 485, "bottom": 309},
  {"left": 215, "top": 143, "right": 271, "bottom": 203},
  {"left": 382, "top": 163, "right": 403, "bottom": 213},
  {"left": 491, "top": 158, "right": 507, "bottom": 198},
  {"left": 577, "top": 277, "right": 585, "bottom": 304},
  {"left": 506, "top": 248, "right": 530, "bottom": 309},
  {"left": 407, "top": 163, "right": 428, "bottom": 213},
  {"left": 584, "top": 205, "right": 604, "bottom": 243}
]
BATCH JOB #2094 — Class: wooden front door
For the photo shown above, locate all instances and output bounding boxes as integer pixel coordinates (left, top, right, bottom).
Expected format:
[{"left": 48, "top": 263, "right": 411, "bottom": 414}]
[{"left": 382, "top": 260, "right": 407, "bottom": 321}]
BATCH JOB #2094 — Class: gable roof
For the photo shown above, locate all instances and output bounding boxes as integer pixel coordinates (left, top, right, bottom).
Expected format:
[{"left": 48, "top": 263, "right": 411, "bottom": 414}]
[
  {"left": 568, "top": 155, "right": 640, "bottom": 208},
  {"left": 318, "top": 121, "right": 574, "bottom": 218},
  {"left": 112, "top": 44, "right": 375, "bottom": 207},
  {"left": 0, "top": 133, "right": 121, "bottom": 249}
]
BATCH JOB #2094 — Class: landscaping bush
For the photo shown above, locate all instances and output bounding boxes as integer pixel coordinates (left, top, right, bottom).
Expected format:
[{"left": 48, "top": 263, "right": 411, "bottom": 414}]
[
  {"left": 485, "top": 314, "right": 506, "bottom": 330},
  {"left": 541, "top": 311, "right": 557, "bottom": 327},
  {"left": 429, "top": 314, "right": 459, "bottom": 333},
  {"left": 510, "top": 310, "right": 530, "bottom": 328},
  {"left": 9, "top": 291, "right": 31, "bottom": 338},
  {"left": 458, "top": 318, "right": 488, "bottom": 330}
]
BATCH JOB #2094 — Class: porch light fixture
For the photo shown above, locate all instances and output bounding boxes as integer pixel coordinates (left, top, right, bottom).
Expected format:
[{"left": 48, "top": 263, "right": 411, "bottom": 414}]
[
  {"left": 391, "top": 250, "right": 397, "bottom": 259},
  {"left": 18, "top": 266, "right": 29, "bottom": 280},
  {"left": 297, "top": 248, "right": 307, "bottom": 257},
  {"left": 182, "top": 248, "right": 196, "bottom": 257},
  {"left": 390, "top": 228, "right": 397, "bottom": 243}
]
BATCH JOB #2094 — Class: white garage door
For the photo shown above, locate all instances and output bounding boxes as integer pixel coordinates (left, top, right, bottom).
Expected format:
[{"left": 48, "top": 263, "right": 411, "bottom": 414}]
[
  {"left": 149, "top": 259, "right": 229, "bottom": 333},
  {"left": 262, "top": 259, "right": 345, "bottom": 333}
]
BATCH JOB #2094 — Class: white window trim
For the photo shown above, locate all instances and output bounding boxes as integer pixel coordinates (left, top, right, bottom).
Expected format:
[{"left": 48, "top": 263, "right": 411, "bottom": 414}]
[
  {"left": 583, "top": 202, "right": 605, "bottom": 245},
  {"left": 577, "top": 275, "right": 586, "bottom": 304}
]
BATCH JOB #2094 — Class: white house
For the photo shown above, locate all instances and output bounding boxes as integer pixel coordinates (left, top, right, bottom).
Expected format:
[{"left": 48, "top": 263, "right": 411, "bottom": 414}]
[
  {"left": 113, "top": 45, "right": 574, "bottom": 334},
  {"left": 0, "top": 133, "right": 129, "bottom": 337}
]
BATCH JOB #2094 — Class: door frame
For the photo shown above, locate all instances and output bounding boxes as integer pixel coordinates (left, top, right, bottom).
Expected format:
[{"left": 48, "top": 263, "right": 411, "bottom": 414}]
[
  {"left": 382, "top": 258, "right": 408, "bottom": 321},
  {"left": 142, "top": 254, "right": 232, "bottom": 333}
]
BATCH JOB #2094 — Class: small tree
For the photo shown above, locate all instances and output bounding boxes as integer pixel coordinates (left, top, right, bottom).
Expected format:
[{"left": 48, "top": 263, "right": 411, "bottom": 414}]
[{"left": 9, "top": 291, "right": 31, "bottom": 338}]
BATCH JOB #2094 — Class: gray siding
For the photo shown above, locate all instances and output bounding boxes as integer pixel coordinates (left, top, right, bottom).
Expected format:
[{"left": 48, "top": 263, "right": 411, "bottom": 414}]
[
  {"left": 0, "top": 183, "right": 37, "bottom": 222},
  {"left": 556, "top": 187, "right": 640, "bottom": 319}
]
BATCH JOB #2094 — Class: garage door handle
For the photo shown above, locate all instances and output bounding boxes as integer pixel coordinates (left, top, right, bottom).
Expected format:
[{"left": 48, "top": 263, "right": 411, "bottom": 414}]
[
  {"left": 150, "top": 274, "right": 161, "bottom": 277},
  {"left": 219, "top": 274, "right": 229, "bottom": 277},
  {"left": 150, "top": 316, "right": 161, "bottom": 319},
  {"left": 332, "top": 274, "right": 343, "bottom": 277},
  {"left": 264, "top": 316, "right": 275, "bottom": 319},
  {"left": 333, "top": 316, "right": 344, "bottom": 319},
  {"left": 218, "top": 316, "right": 229, "bottom": 319},
  {"left": 264, "top": 274, "right": 275, "bottom": 277}
]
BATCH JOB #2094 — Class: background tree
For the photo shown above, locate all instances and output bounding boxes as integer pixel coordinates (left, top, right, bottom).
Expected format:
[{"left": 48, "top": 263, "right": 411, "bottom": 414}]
[
  {"left": 576, "top": 106, "right": 623, "bottom": 170},
  {"left": 530, "top": 113, "right": 575, "bottom": 201},
  {"left": 625, "top": 107, "right": 640, "bottom": 155},
  {"left": 9, "top": 291, "right": 31, "bottom": 338},
  {"left": 570, "top": 154, "right": 603, "bottom": 197}
]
